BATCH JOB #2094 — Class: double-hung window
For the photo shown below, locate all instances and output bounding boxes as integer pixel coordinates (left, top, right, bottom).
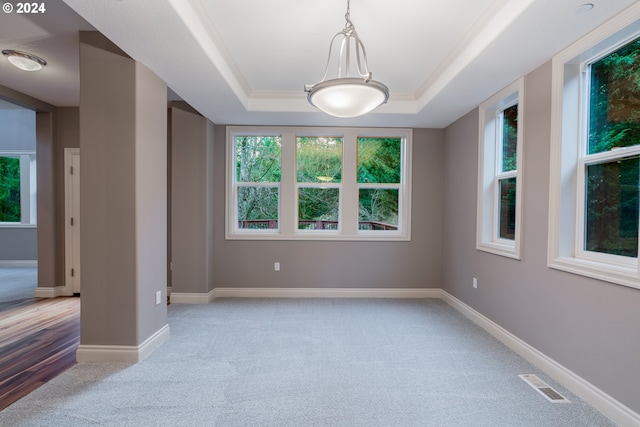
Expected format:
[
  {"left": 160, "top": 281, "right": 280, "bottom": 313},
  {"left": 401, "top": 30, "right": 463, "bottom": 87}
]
[
  {"left": 357, "top": 137, "right": 402, "bottom": 231},
  {"left": 549, "top": 7, "right": 640, "bottom": 289},
  {"left": 296, "top": 136, "right": 342, "bottom": 231},
  {"left": 234, "top": 134, "right": 282, "bottom": 231},
  {"left": 477, "top": 78, "right": 524, "bottom": 258},
  {"left": 0, "top": 153, "right": 36, "bottom": 226},
  {"left": 227, "top": 127, "right": 411, "bottom": 240}
]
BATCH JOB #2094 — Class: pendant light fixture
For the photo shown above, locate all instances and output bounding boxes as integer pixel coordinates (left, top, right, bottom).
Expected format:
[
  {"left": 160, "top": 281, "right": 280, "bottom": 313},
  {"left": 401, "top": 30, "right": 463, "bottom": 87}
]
[
  {"left": 2, "top": 50, "right": 47, "bottom": 71},
  {"left": 304, "top": 0, "right": 389, "bottom": 118}
]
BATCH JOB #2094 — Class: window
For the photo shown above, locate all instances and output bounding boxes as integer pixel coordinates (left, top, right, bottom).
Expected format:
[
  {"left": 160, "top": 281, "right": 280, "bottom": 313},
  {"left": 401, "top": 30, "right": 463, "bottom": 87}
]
[
  {"left": 358, "top": 137, "right": 402, "bottom": 231},
  {"left": 234, "top": 135, "right": 281, "bottom": 231},
  {"left": 477, "top": 78, "right": 524, "bottom": 258},
  {"left": 297, "top": 136, "right": 342, "bottom": 231},
  {"left": 0, "top": 153, "right": 36, "bottom": 226},
  {"left": 227, "top": 127, "right": 411, "bottom": 240},
  {"left": 549, "top": 8, "right": 640, "bottom": 289}
]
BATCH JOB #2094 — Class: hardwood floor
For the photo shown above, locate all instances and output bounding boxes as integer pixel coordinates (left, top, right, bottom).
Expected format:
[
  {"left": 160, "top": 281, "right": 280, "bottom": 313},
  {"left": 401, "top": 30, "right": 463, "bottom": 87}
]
[{"left": 0, "top": 297, "right": 80, "bottom": 410}]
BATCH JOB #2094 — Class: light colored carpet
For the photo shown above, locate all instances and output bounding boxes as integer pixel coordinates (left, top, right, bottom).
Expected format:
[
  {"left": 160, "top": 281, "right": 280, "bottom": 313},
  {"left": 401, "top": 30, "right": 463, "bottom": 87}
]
[
  {"left": 0, "top": 298, "right": 615, "bottom": 426},
  {"left": 0, "top": 267, "right": 36, "bottom": 302}
]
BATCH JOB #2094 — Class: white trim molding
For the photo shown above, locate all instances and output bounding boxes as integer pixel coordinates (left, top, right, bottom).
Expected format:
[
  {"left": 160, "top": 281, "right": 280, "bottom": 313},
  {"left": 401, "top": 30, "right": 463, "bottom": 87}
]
[
  {"left": 477, "top": 77, "right": 524, "bottom": 259},
  {"left": 170, "top": 288, "right": 440, "bottom": 302},
  {"left": 440, "top": 290, "right": 640, "bottom": 427},
  {"left": 212, "top": 287, "right": 440, "bottom": 299},
  {"left": 76, "top": 324, "right": 170, "bottom": 363},
  {"left": 34, "top": 286, "right": 65, "bottom": 298},
  {"left": 170, "top": 290, "right": 216, "bottom": 304},
  {"left": 548, "top": 4, "right": 640, "bottom": 290}
]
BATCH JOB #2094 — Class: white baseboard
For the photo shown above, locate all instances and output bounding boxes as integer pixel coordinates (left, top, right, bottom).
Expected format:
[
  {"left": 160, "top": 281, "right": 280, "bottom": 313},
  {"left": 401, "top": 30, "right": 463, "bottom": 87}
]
[
  {"left": 212, "top": 287, "right": 441, "bottom": 299},
  {"left": 0, "top": 260, "right": 37, "bottom": 267},
  {"left": 170, "top": 288, "right": 439, "bottom": 302},
  {"left": 170, "top": 290, "right": 216, "bottom": 304},
  {"left": 34, "top": 286, "right": 65, "bottom": 298},
  {"left": 76, "top": 324, "right": 170, "bottom": 363},
  {"left": 440, "top": 290, "right": 640, "bottom": 427}
]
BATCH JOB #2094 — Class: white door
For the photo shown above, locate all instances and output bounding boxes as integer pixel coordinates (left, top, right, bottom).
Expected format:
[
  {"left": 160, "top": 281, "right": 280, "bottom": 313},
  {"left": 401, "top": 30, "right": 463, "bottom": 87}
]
[{"left": 64, "top": 148, "right": 81, "bottom": 294}]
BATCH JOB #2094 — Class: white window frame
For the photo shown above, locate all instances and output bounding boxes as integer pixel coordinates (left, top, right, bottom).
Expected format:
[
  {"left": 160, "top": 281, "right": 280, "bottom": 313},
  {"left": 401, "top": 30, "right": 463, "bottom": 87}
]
[
  {"left": 226, "top": 126, "right": 412, "bottom": 241},
  {"left": 477, "top": 78, "right": 524, "bottom": 259},
  {"left": 0, "top": 151, "right": 37, "bottom": 228},
  {"left": 548, "top": 4, "right": 640, "bottom": 290}
]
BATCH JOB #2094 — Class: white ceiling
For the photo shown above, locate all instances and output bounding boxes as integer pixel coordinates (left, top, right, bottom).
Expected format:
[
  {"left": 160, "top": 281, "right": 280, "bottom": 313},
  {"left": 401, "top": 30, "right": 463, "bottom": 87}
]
[{"left": 0, "top": 0, "right": 637, "bottom": 127}]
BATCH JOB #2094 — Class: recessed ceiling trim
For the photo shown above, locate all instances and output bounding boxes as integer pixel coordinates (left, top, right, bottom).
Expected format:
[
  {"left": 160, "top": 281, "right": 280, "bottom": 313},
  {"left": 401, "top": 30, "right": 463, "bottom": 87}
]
[
  {"left": 167, "top": 0, "right": 252, "bottom": 108},
  {"left": 247, "top": 91, "right": 418, "bottom": 115},
  {"left": 415, "top": 0, "right": 535, "bottom": 111}
]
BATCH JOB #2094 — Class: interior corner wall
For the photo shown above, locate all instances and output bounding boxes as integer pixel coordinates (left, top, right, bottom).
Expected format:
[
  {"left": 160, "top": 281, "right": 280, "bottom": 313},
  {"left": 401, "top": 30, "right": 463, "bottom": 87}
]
[
  {"left": 442, "top": 60, "right": 640, "bottom": 413},
  {"left": 211, "top": 126, "right": 444, "bottom": 290},
  {"left": 170, "top": 104, "right": 215, "bottom": 294}
]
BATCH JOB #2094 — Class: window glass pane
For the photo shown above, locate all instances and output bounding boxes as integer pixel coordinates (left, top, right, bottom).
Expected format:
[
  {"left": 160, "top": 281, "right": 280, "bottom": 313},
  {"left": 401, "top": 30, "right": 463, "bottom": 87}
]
[
  {"left": 588, "top": 37, "right": 640, "bottom": 155},
  {"left": 296, "top": 137, "right": 342, "bottom": 183},
  {"left": 585, "top": 157, "right": 639, "bottom": 257},
  {"left": 501, "top": 104, "right": 518, "bottom": 172},
  {"left": 0, "top": 156, "right": 20, "bottom": 222},
  {"left": 359, "top": 189, "right": 398, "bottom": 230},
  {"left": 237, "top": 186, "right": 279, "bottom": 229},
  {"left": 498, "top": 177, "right": 516, "bottom": 240},
  {"left": 235, "top": 136, "right": 281, "bottom": 182},
  {"left": 357, "top": 138, "right": 401, "bottom": 183},
  {"left": 298, "top": 188, "right": 339, "bottom": 230}
]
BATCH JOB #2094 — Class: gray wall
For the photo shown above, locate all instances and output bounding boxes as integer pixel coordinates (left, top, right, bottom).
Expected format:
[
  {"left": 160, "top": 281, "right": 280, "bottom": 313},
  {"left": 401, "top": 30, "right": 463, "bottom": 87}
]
[
  {"left": 0, "top": 108, "right": 37, "bottom": 261},
  {"left": 442, "top": 62, "right": 640, "bottom": 413},
  {"left": 0, "top": 109, "right": 35, "bottom": 150},
  {"left": 79, "top": 32, "right": 167, "bottom": 347},
  {"left": 211, "top": 126, "right": 444, "bottom": 290},
  {"left": 170, "top": 104, "right": 215, "bottom": 294}
]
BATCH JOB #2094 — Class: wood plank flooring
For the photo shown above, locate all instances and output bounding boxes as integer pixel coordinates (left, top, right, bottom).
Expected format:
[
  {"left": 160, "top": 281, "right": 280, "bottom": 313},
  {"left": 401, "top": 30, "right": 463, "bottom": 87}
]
[{"left": 0, "top": 297, "right": 80, "bottom": 410}]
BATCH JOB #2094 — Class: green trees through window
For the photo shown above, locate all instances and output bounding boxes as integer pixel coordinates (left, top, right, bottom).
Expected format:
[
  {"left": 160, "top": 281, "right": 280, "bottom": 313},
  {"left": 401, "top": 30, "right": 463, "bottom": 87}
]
[
  {"left": 232, "top": 131, "right": 406, "bottom": 235},
  {"left": 585, "top": 36, "right": 640, "bottom": 257},
  {"left": 0, "top": 156, "right": 20, "bottom": 222},
  {"left": 235, "top": 135, "right": 281, "bottom": 229},
  {"left": 357, "top": 138, "right": 401, "bottom": 229}
]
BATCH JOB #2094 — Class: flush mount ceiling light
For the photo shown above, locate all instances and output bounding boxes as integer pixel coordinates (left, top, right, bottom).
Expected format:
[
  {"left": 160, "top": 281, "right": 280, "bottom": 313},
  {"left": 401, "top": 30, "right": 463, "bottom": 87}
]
[
  {"left": 304, "top": 0, "right": 389, "bottom": 118},
  {"left": 2, "top": 49, "right": 47, "bottom": 71}
]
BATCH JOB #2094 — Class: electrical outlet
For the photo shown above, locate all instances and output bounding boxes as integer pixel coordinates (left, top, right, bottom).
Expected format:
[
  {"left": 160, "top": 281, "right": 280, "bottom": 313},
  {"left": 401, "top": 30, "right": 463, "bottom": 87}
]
[
  {"left": 155, "top": 291, "right": 162, "bottom": 305},
  {"left": 473, "top": 277, "right": 478, "bottom": 289},
  {"left": 274, "top": 262, "right": 280, "bottom": 271}
]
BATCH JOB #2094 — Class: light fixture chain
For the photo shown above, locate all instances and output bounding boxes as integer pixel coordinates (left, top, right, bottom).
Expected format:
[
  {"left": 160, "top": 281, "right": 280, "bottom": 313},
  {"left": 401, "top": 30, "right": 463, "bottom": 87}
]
[{"left": 344, "top": 0, "right": 354, "bottom": 34}]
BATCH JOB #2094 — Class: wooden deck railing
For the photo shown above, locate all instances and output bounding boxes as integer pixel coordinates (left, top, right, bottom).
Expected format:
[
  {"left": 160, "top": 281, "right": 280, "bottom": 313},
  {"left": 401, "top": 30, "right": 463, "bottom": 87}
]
[{"left": 238, "top": 220, "right": 397, "bottom": 231}]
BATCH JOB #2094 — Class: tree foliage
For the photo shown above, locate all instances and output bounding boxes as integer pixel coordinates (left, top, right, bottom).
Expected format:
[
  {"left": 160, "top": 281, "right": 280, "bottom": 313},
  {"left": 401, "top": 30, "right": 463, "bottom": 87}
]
[
  {"left": 0, "top": 156, "right": 20, "bottom": 222},
  {"left": 234, "top": 135, "right": 402, "bottom": 228},
  {"left": 585, "top": 37, "right": 640, "bottom": 256},
  {"left": 235, "top": 136, "right": 281, "bottom": 224}
]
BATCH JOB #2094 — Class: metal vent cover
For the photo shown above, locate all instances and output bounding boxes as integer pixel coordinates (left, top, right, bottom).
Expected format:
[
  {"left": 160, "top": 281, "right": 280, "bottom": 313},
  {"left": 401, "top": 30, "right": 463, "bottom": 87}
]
[{"left": 519, "top": 374, "right": 570, "bottom": 403}]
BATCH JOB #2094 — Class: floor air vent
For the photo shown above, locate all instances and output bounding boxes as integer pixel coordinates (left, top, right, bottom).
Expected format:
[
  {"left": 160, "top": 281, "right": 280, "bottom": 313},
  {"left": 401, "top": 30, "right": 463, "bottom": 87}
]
[{"left": 519, "top": 374, "right": 570, "bottom": 403}]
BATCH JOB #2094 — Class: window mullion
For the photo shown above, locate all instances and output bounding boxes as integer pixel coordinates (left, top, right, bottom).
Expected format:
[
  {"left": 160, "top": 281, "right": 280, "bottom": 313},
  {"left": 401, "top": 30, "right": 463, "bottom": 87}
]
[
  {"left": 342, "top": 130, "right": 358, "bottom": 235},
  {"left": 280, "top": 131, "right": 296, "bottom": 235}
]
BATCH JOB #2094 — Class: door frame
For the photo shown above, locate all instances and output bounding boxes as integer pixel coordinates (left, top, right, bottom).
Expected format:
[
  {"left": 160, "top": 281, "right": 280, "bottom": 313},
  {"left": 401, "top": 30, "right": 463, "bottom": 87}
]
[{"left": 64, "top": 147, "right": 80, "bottom": 295}]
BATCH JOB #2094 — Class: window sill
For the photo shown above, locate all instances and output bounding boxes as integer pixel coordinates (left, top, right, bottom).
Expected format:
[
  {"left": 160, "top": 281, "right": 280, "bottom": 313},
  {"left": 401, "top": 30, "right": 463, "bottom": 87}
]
[
  {"left": 226, "top": 232, "right": 411, "bottom": 242},
  {"left": 548, "top": 256, "right": 640, "bottom": 291},
  {"left": 477, "top": 241, "right": 520, "bottom": 260}
]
